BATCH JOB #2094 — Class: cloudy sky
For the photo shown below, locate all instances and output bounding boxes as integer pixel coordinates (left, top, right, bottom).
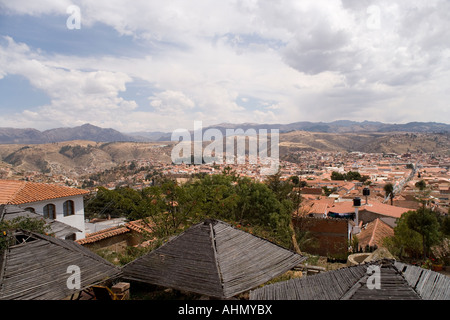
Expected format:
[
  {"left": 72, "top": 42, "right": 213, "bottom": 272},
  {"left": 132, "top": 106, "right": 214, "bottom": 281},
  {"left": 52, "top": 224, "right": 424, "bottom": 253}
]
[{"left": 0, "top": 0, "right": 449, "bottom": 132}]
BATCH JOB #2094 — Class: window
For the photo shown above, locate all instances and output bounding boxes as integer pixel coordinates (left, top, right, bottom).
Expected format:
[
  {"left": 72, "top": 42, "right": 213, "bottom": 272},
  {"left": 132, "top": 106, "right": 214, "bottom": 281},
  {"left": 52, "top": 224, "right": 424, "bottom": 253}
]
[
  {"left": 65, "top": 233, "right": 76, "bottom": 241},
  {"left": 24, "top": 207, "right": 36, "bottom": 213},
  {"left": 43, "top": 204, "right": 56, "bottom": 219},
  {"left": 63, "top": 200, "right": 75, "bottom": 217}
]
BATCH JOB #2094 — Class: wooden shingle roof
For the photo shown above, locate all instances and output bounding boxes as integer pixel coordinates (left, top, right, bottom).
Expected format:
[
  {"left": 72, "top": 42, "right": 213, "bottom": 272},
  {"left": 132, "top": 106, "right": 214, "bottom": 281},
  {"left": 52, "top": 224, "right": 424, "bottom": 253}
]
[
  {"left": 0, "top": 180, "right": 89, "bottom": 205},
  {"left": 250, "top": 259, "right": 450, "bottom": 300},
  {"left": 122, "top": 219, "right": 306, "bottom": 298},
  {"left": 0, "top": 230, "right": 122, "bottom": 300}
]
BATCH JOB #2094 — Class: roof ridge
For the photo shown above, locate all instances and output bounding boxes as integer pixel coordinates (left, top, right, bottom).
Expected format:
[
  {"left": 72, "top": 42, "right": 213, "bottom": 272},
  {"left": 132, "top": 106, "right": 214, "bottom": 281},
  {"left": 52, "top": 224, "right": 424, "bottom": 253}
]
[
  {"left": 6, "top": 180, "right": 27, "bottom": 205},
  {"left": 209, "top": 221, "right": 225, "bottom": 296},
  {"left": 368, "top": 218, "right": 380, "bottom": 247},
  {"left": 85, "top": 225, "right": 128, "bottom": 237},
  {"left": 3, "top": 180, "right": 89, "bottom": 205}
]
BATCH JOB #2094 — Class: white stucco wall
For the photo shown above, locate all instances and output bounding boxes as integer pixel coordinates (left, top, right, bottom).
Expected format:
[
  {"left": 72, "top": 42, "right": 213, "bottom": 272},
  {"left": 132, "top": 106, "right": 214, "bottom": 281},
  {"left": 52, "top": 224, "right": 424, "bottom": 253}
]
[{"left": 18, "top": 195, "right": 86, "bottom": 240}]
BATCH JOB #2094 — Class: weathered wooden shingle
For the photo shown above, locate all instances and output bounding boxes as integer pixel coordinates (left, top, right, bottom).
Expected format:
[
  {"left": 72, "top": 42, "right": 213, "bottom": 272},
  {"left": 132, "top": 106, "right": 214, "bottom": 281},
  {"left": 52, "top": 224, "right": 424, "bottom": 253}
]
[
  {"left": 250, "top": 259, "right": 448, "bottom": 300},
  {"left": 0, "top": 230, "right": 122, "bottom": 300},
  {"left": 122, "top": 219, "right": 306, "bottom": 298},
  {"left": 250, "top": 263, "right": 369, "bottom": 300},
  {"left": 395, "top": 261, "right": 450, "bottom": 300}
]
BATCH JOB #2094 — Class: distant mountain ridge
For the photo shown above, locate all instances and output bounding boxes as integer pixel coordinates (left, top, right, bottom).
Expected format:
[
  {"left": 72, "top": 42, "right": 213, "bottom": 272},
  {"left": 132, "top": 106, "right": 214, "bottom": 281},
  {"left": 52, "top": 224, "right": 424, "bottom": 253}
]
[
  {"left": 0, "top": 123, "right": 133, "bottom": 144},
  {"left": 205, "top": 120, "right": 450, "bottom": 134},
  {"left": 0, "top": 121, "right": 449, "bottom": 144},
  {"left": 132, "top": 120, "right": 450, "bottom": 142}
]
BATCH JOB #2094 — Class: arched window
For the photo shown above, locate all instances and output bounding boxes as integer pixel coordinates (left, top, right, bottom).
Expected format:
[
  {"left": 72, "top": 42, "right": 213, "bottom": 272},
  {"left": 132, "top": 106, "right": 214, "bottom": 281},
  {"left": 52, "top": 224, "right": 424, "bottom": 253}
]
[
  {"left": 65, "top": 233, "right": 76, "bottom": 241},
  {"left": 43, "top": 204, "right": 56, "bottom": 219},
  {"left": 24, "top": 207, "right": 36, "bottom": 213},
  {"left": 63, "top": 200, "right": 75, "bottom": 217}
]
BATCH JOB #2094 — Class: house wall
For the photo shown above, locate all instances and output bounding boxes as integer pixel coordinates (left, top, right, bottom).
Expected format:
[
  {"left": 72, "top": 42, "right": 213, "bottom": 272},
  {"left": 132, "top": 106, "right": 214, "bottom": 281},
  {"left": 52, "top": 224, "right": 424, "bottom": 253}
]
[
  {"left": 19, "top": 195, "right": 86, "bottom": 240},
  {"left": 81, "top": 231, "right": 144, "bottom": 253},
  {"left": 83, "top": 233, "right": 130, "bottom": 253},
  {"left": 357, "top": 210, "right": 402, "bottom": 228},
  {"left": 292, "top": 217, "right": 349, "bottom": 257}
]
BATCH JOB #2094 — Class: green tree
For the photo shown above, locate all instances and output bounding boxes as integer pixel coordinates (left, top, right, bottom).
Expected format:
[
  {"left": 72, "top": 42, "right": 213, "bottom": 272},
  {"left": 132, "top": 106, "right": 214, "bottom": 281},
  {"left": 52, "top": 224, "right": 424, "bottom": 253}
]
[
  {"left": 441, "top": 215, "right": 450, "bottom": 237},
  {"left": 264, "top": 170, "right": 293, "bottom": 202},
  {"left": 383, "top": 211, "right": 423, "bottom": 259},
  {"left": 331, "top": 171, "right": 345, "bottom": 180},
  {"left": 384, "top": 183, "right": 395, "bottom": 205},
  {"left": 1, "top": 216, "right": 51, "bottom": 250},
  {"left": 415, "top": 179, "right": 427, "bottom": 191},
  {"left": 406, "top": 208, "right": 441, "bottom": 259}
]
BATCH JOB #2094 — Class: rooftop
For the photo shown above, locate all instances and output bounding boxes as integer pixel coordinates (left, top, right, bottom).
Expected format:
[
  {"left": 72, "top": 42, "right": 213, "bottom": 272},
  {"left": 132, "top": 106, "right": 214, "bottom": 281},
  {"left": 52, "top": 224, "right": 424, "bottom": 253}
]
[
  {"left": 328, "top": 201, "right": 411, "bottom": 219},
  {"left": 357, "top": 218, "right": 394, "bottom": 249},
  {"left": 250, "top": 259, "right": 450, "bottom": 300},
  {"left": 0, "top": 230, "right": 122, "bottom": 300},
  {"left": 122, "top": 219, "right": 306, "bottom": 298},
  {"left": 0, "top": 180, "right": 89, "bottom": 205}
]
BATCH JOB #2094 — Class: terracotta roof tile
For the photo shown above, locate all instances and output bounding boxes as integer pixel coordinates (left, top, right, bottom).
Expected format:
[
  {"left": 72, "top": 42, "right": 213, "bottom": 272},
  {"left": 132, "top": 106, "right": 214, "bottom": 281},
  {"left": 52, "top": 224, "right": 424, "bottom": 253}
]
[
  {"left": 75, "top": 219, "right": 155, "bottom": 245},
  {"left": 76, "top": 226, "right": 130, "bottom": 245},
  {"left": 0, "top": 179, "right": 89, "bottom": 205},
  {"left": 125, "top": 219, "right": 154, "bottom": 233},
  {"left": 358, "top": 218, "right": 394, "bottom": 249},
  {"left": 329, "top": 201, "right": 410, "bottom": 219}
]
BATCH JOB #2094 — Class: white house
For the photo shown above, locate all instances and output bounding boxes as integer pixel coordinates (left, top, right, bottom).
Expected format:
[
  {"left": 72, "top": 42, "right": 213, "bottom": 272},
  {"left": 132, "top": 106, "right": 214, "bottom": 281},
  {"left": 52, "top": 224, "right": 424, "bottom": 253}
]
[{"left": 0, "top": 180, "right": 89, "bottom": 240}]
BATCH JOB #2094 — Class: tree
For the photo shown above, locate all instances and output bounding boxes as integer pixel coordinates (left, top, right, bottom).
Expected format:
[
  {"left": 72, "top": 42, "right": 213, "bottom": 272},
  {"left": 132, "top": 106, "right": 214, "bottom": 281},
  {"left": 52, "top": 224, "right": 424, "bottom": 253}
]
[
  {"left": 383, "top": 211, "right": 423, "bottom": 259},
  {"left": 331, "top": 171, "right": 365, "bottom": 181},
  {"left": 414, "top": 180, "right": 431, "bottom": 209},
  {"left": 331, "top": 171, "right": 345, "bottom": 180},
  {"left": 265, "top": 170, "right": 293, "bottom": 202},
  {"left": 289, "top": 175, "right": 300, "bottom": 185},
  {"left": 1, "top": 216, "right": 51, "bottom": 250},
  {"left": 415, "top": 180, "right": 427, "bottom": 191},
  {"left": 442, "top": 215, "right": 450, "bottom": 237},
  {"left": 383, "top": 183, "right": 395, "bottom": 205},
  {"left": 406, "top": 208, "right": 441, "bottom": 259}
]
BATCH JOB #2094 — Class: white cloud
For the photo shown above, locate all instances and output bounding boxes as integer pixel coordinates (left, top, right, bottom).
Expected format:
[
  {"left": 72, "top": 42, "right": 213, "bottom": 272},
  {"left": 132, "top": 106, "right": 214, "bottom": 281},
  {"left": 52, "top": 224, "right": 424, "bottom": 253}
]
[
  {"left": 1, "top": 0, "right": 450, "bottom": 131},
  {"left": 0, "top": 37, "right": 137, "bottom": 130},
  {"left": 149, "top": 90, "right": 195, "bottom": 114}
]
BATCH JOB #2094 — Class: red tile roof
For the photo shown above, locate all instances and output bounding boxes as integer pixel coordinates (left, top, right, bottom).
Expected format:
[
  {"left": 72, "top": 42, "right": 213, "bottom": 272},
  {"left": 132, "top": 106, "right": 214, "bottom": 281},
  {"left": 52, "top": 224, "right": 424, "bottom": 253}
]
[
  {"left": 328, "top": 201, "right": 410, "bottom": 219},
  {"left": 358, "top": 218, "right": 394, "bottom": 249},
  {"left": 75, "top": 219, "right": 155, "bottom": 245},
  {"left": 0, "top": 180, "right": 89, "bottom": 205},
  {"left": 76, "top": 226, "right": 130, "bottom": 245},
  {"left": 125, "top": 219, "right": 154, "bottom": 233}
]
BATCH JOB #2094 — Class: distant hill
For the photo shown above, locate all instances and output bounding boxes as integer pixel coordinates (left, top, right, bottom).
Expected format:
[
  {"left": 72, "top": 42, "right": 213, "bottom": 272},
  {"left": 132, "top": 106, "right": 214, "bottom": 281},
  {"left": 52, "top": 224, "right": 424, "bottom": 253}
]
[
  {"left": 1, "top": 121, "right": 449, "bottom": 144},
  {"left": 129, "top": 120, "right": 450, "bottom": 141},
  {"left": 278, "top": 131, "right": 450, "bottom": 156},
  {"left": 0, "top": 140, "right": 174, "bottom": 177},
  {"left": 0, "top": 132, "right": 448, "bottom": 178},
  {"left": 0, "top": 124, "right": 134, "bottom": 144},
  {"left": 201, "top": 120, "right": 450, "bottom": 135}
]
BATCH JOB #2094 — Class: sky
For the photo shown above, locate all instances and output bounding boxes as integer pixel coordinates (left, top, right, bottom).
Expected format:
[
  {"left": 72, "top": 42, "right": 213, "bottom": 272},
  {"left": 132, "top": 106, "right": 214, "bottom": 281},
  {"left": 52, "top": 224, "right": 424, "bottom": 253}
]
[{"left": 0, "top": 0, "right": 449, "bottom": 133}]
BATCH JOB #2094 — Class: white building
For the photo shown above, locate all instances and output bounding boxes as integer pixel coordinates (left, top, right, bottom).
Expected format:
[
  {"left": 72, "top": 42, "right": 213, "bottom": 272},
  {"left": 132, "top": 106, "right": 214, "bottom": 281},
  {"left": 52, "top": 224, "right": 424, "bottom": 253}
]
[{"left": 0, "top": 180, "right": 89, "bottom": 240}]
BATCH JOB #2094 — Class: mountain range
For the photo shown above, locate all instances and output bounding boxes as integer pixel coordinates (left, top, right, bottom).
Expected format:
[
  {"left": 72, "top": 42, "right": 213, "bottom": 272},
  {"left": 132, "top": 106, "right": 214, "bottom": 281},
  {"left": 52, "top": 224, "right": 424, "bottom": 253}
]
[{"left": 0, "top": 121, "right": 449, "bottom": 144}]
